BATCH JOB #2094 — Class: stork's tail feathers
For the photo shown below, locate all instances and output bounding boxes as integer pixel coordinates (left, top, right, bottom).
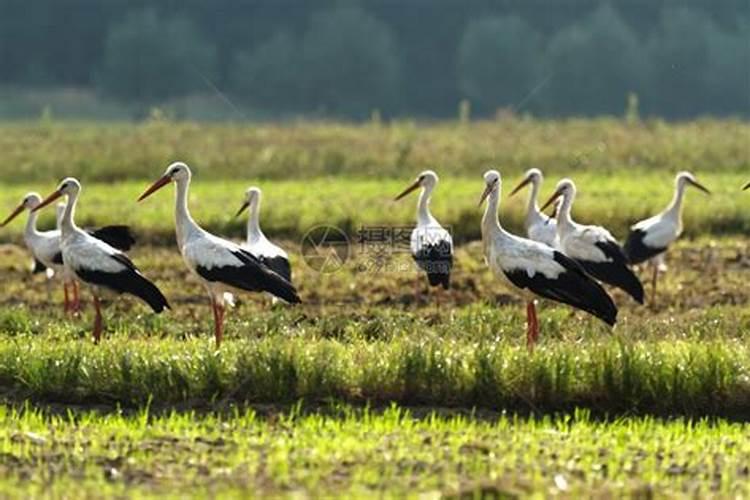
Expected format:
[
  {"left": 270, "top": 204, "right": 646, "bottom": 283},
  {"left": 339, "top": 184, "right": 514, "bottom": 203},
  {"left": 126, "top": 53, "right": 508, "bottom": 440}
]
[
  {"left": 90, "top": 225, "right": 136, "bottom": 252},
  {"left": 265, "top": 274, "right": 301, "bottom": 304},
  {"left": 128, "top": 272, "right": 170, "bottom": 312},
  {"left": 579, "top": 260, "right": 645, "bottom": 304}
]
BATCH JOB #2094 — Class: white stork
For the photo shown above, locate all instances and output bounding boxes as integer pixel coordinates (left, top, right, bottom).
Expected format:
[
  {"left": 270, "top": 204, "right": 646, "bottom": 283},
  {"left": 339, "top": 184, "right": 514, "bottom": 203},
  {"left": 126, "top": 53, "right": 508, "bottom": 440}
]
[
  {"left": 508, "top": 168, "right": 557, "bottom": 247},
  {"left": 2, "top": 193, "right": 135, "bottom": 314},
  {"left": 623, "top": 171, "right": 710, "bottom": 299},
  {"left": 394, "top": 170, "right": 453, "bottom": 301},
  {"left": 479, "top": 170, "right": 616, "bottom": 349},
  {"left": 236, "top": 186, "right": 291, "bottom": 283},
  {"left": 32, "top": 178, "right": 168, "bottom": 343},
  {"left": 138, "top": 162, "right": 300, "bottom": 346},
  {"left": 540, "top": 179, "right": 644, "bottom": 304}
]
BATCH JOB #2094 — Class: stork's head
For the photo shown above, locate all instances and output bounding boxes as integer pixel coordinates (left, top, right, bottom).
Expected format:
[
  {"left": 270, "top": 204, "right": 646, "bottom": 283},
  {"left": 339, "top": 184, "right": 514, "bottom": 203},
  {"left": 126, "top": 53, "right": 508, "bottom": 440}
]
[
  {"left": 540, "top": 178, "right": 575, "bottom": 212},
  {"left": 509, "top": 168, "right": 543, "bottom": 197},
  {"left": 138, "top": 162, "right": 192, "bottom": 202},
  {"left": 0, "top": 192, "right": 42, "bottom": 226},
  {"left": 479, "top": 170, "right": 501, "bottom": 206},
  {"left": 32, "top": 178, "right": 81, "bottom": 213},
  {"left": 394, "top": 170, "right": 439, "bottom": 201},
  {"left": 676, "top": 171, "right": 710, "bottom": 194},
  {"left": 236, "top": 186, "right": 262, "bottom": 217}
]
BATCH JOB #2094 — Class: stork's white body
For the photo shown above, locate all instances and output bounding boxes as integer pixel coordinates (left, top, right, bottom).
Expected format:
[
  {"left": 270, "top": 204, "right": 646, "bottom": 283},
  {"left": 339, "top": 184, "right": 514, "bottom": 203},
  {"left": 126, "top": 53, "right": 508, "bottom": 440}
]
[
  {"left": 479, "top": 170, "right": 617, "bottom": 349},
  {"left": 397, "top": 171, "right": 454, "bottom": 291},
  {"left": 139, "top": 163, "right": 299, "bottom": 346},
  {"left": 33, "top": 178, "right": 168, "bottom": 342},
  {"left": 521, "top": 172, "right": 557, "bottom": 247},
  {"left": 483, "top": 225, "right": 565, "bottom": 302},
  {"left": 23, "top": 215, "right": 63, "bottom": 279},
  {"left": 241, "top": 187, "right": 291, "bottom": 284},
  {"left": 550, "top": 179, "right": 644, "bottom": 303}
]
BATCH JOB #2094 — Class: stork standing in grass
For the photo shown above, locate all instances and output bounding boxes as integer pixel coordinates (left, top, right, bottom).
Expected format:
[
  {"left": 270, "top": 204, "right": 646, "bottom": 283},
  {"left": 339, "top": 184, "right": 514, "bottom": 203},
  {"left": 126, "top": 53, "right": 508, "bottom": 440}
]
[
  {"left": 138, "top": 162, "right": 300, "bottom": 347},
  {"left": 541, "top": 178, "right": 644, "bottom": 304},
  {"left": 2, "top": 193, "right": 135, "bottom": 314},
  {"left": 236, "top": 186, "right": 291, "bottom": 283},
  {"left": 394, "top": 170, "right": 453, "bottom": 303},
  {"left": 479, "top": 170, "right": 617, "bottom": 349},
  {"left": 623, "top": 172, "right": 710, "bottom": 301},
  {"left": 508, "top": 168, "right": 557, "bottom": 247},
  {"left": 33, "top": 178, "right": 168, "bottom": 343}
]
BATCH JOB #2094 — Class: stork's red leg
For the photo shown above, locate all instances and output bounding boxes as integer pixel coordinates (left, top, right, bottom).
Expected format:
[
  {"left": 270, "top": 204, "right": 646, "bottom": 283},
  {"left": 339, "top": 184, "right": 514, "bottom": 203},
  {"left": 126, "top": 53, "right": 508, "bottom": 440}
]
[
  {"left": 63, "top": 283, "right": 70, "bottom": 313},
  {"left": 92, "top": 295, "right": 103, "bottom": 344},
  {"left": 526, "top": 301, "right": 539, "bottom": 352},
  {"left": 210, "top": 298, "right": 224, "bottom": 348},
  {"left": 73, "top": 281, "right": 81, "bottom": 313},
  {"left": 216, "top": 303, "right": 225, "bottom": 347}
]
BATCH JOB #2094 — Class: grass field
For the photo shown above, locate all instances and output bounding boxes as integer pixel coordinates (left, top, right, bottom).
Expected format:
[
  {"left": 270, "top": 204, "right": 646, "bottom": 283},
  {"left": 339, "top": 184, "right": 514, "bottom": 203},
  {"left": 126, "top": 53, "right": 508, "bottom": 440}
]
[{"left": 0, "top": 119, "right": 748, "bottom": 497}]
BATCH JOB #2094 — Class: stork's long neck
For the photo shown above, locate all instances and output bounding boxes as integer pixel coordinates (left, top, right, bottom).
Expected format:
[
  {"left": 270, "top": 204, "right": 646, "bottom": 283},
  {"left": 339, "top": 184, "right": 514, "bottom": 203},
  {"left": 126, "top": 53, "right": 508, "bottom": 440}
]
[
  {"left": 247, "top": 199, "right": 263, "bottom": 243},
  {"left": 556, "top": 190, "right": 576, "bottom": 233},
  {"left": 665, "top": 180, "right": 686, "bottom": 220},
  {"left": 482, "top": 188, "right": 511, "bottom": 250},
  {"left": 24, "top": 210, "right": 40, "bottom": 239},
  {"left": 174, "top": 178, "right": 198, "bottom": 249},
  {"left": 60, "top": 191, "right": 79, "bottom": 238},
  {"left": 527, "top": 179, "right": 543, "bottom": 223},
  {"left": 417, "top": 185, "right": 437, "bottom": 226}
]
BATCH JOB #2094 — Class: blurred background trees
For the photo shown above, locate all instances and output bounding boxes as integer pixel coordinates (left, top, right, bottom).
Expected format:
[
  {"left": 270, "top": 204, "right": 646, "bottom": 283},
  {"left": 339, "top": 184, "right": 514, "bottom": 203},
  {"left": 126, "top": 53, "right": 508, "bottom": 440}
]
[{"left": 0, "top": 0, "right": 747, "bottom": 120}]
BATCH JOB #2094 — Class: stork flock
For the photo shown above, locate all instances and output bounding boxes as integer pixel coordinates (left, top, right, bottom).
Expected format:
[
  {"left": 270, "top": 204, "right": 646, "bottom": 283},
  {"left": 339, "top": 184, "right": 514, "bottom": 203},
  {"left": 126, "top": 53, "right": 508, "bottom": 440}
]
[{"left": 1, "top": 161, "right": 715, "bottom": 350}]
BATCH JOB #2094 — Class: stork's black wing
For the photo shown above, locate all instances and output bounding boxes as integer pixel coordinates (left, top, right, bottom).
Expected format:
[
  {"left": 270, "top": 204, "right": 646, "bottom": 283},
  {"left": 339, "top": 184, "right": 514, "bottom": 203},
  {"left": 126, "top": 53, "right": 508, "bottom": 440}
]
[
  {"left": 623, "top": 229, "right": 665, "bottom": 265},
  {"left": 75, "top": 253, "right": 169, "bottom": 313},
  {"left": 413, "top": 240, "right": 453, "bottom": 289},
  {"left": 31, "top": 258, "right": 47, "bottom": 274},
  {"left": 503, "top": 251, "right": 617, "bottom": 326},
  {"left": 259, "top": 255, "right": 292, "bottom": 284},
  {"left": 575, "top": 240, "right": 644, "bottom": 304},
  {"left": 88, "top": 225, "right": 136, "bottom": 252},
  {"left": 196, "top": 249, "right": 301, "bottom": 304}
]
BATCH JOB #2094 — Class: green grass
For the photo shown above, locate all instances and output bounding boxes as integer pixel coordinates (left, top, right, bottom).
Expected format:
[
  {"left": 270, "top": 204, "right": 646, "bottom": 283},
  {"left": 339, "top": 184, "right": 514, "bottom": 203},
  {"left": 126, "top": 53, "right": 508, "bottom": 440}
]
[
  {"left": 2, "top": 170, "right": 748, "bottom": 246},
  {"left": 0, "top": 118, "right": 747, "bottom": 184},
  {"left": 0, "top": 119, "right": 748, "bottom": 497},
  {"left": 0, "top": 301, "right": 748, "bottom": 417},
  {"left": 0, "top": 404, "right": 750, "bottom": 497}
]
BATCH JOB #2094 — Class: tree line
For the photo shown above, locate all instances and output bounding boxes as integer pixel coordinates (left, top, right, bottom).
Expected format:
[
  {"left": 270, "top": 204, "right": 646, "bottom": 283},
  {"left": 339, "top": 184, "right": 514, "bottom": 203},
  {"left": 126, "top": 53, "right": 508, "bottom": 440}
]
[{"left": 0, "top": 1, "right": 747, "bottom": 119}]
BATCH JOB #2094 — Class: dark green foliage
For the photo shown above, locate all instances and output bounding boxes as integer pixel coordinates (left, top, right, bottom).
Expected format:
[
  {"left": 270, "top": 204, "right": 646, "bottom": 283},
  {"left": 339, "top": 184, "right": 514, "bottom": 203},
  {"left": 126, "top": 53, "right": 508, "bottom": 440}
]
[
  {"left": 299, "top": 6, "right": 400, "bottom": 117},
  {"left": 458, "top": 16, "right": 543, "bottom": 114},
  {"left": 541, "top": 4, "right": 647, "bottom": 115},
  {"left": 96, "top": 9, "right": 217, "bottom": 104},
  {"left": 0, "top": 2, "right": 748, "bottom": 118},
  {"left": 230, "top": 31, "right": 301, "bottom": 112}
]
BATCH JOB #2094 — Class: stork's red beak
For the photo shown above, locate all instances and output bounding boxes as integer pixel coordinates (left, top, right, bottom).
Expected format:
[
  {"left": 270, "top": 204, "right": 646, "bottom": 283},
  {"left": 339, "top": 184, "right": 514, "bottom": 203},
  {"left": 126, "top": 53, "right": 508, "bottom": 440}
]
[
  {"left": 509, "top": 176, "right": 532, "bottom": 197},
  {"left": 478, "top": 181, "right": 497, "bottom": 207},
  {"left": 540, "top": 188, "right": 563, "bottom": 212},
  {"left": 32, "top": 190, "right": 63, "bottom": 213},
  {"left": 138, "top": 175, "right": 171, "bottom": 201},
  {"left": 0, "top": 203, "right": 25, "bottom": 227},
  {"left": 686, "top": 178, "right": 710, "bottom": 194},
  {"left": 235, "top": 201, "right": 250, "bottom": 217},
  {"left": 394, "top": 179, "right": 421, "bottom": 201}
]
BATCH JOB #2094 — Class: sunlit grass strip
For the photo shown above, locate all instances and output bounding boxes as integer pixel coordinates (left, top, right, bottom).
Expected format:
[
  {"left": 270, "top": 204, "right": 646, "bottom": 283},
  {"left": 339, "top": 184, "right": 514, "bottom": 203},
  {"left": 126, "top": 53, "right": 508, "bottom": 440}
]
[
  {"left": 1, "top": 403, "right": 750, "bottom": 496},
  {"left": 3, "top": 170, "right": 749, "bottom": 245},
  {"left": 1, "top": 336, "right": 748, "bottom": 415}
]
